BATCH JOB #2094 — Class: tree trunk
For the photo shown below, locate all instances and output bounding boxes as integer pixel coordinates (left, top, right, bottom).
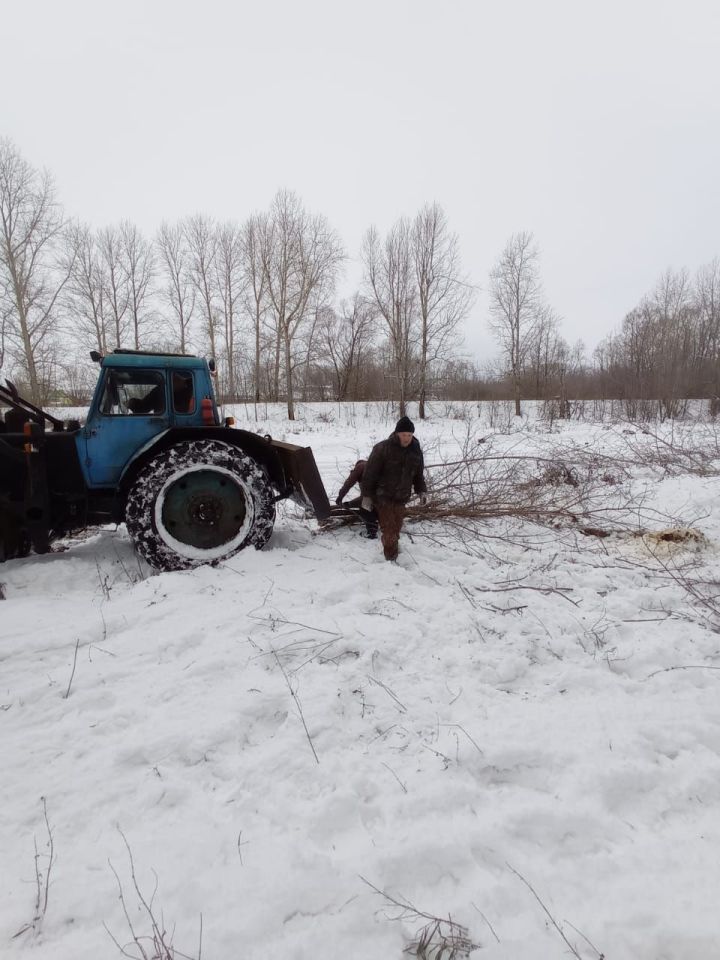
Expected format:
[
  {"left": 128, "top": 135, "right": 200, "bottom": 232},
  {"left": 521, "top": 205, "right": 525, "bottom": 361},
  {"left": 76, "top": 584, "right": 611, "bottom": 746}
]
[
  {"left": 419, "top": 321, "right": 428, "bottom": 419},
  {"left": 254, "top": 309, "right": 261, "bottom": 403},
  {"left": 273, "top": 324, "right": 282, "bottom": 402},
  {"left": 285, "top": 331, "right": 295, "bottom": 420},
  {"left": 226, "top": 307, "right": 235, "bottom": 401},
  {"left": 19, "top": 307, "right": 40, "bottom": 404},
  {"left": 9, "top": 270, "right": 40, "bottom": 403},
  {"left": 397, "top": 360, "right": 406, "bottom": 417}
]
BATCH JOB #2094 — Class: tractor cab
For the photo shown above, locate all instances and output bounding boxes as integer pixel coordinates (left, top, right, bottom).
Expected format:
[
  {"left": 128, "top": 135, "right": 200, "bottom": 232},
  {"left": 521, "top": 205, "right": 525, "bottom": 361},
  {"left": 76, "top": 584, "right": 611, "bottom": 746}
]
[{"left": 80, "top": 350, "right": 218, "bottom": 488}]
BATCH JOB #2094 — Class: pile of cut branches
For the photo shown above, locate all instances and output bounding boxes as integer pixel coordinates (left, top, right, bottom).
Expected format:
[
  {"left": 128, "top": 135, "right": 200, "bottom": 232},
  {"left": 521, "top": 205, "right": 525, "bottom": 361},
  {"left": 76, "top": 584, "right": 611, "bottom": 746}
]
[
  {"left": 401, "top": 426, "right": 704, "bottom": 553},
  {"left": 408, "top": 433, "right": 635, "bottom": 531}
]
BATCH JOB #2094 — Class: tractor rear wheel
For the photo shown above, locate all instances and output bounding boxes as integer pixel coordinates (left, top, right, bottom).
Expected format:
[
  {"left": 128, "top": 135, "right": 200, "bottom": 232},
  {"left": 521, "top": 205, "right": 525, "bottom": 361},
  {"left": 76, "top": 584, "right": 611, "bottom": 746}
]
[{"left": 125, "top": 440, "right": 275, "bottom": 571}]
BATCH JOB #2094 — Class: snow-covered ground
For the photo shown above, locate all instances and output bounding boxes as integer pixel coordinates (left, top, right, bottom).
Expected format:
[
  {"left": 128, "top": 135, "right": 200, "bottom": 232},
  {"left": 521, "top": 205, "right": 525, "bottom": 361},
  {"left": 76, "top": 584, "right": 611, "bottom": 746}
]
[{"left": 2, "top": 403, "right": 720, "bottom": 959}]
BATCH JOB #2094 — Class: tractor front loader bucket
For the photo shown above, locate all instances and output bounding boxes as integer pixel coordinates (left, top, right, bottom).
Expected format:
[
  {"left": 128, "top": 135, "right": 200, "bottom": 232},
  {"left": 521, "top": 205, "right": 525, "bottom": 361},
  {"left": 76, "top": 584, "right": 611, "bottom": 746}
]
[{"left": 267, "top": 439, "right": 332, "bottom": 520}]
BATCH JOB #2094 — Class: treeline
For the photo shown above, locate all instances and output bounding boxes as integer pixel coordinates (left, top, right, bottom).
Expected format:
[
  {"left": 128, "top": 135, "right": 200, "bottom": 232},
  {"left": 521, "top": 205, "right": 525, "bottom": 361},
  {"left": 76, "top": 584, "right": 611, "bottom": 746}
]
[
  {"left": 593, "top": 265, "right": 720, "bottom": 415},
  {"left": 1, "top": 138, "right": 719, "bottom": 416}
]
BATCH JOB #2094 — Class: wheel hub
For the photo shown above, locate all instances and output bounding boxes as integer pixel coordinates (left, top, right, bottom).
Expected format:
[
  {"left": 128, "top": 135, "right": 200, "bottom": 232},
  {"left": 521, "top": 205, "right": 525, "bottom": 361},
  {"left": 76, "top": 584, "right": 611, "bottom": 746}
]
[
  {"left": 188, "top": 495, "right": 223, "bottom": 525},
  {"left": 161, "top": 469, "right": 247, "bottom": 550}
]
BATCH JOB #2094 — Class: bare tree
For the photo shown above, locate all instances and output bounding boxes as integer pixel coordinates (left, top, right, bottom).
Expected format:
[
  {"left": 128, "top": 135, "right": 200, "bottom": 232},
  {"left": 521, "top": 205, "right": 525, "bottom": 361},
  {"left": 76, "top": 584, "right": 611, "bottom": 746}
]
[
  {"left": 488, "top": 231, "right": 544, "bottom": 416},
  {"left": 184, "top": 214, "right": 219, "bottom": 362},
  {"left": 320, "top": 294, "right": 376, "bottom": 400},
  {"left": 240, "top": 213, "right": 269, "bottom": 403},
  {"left": 56, "top": 358, "right": 97, "bottom": 404},
  {"left": 298, "top": 305, "right": 323, "bottom": 401},
  {"left": 261, "top": 190, "right": 344, "bottom": 420},
  {"left": 412, "top": 203, "right": 473, "bottom": 418},
  {"left": 525, "top": 305, "right": 566, "bottom": 399},
  {"left": 649, "top": 268, "right": 694, "bottom": 414},
  {"left": 98, "top": 225, "right": 129, "bottom": 349},
  {"left": 0, "top": 139, "right": 70, "bottom": 403},
  {"left": 156, "top": 221, "right": 195, "bottom": 354},
  {"left": 63, "top": 222, "right": 108, "bottom": 354},
  {"left": 214, "top": 221, "right": 245, "bottom": 400},
  {"left": 362, "top": 219, "right": 417, "bottom": 416},
  {"left": 120, "top": 221, "right": 155, "bottom": 350},
  {"left": 0, "top": 290, "right": 7, "bottom": 372},
  {"left": 695, "top": 258, "right": 720, "bottom": 395}
]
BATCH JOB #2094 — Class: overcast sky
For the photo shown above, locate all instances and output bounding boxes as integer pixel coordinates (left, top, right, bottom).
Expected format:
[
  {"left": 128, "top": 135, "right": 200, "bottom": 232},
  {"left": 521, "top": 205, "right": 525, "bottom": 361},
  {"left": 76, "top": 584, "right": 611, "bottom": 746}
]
[{"left": 2, "top": 0, "right": 719, "bottom": 363}]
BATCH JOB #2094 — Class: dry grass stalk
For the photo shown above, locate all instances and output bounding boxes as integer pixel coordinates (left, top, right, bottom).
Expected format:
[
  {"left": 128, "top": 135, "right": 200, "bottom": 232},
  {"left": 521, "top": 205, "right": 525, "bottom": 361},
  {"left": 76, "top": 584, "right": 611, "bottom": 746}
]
[
  {"left": 361, "top": 877, "right": 480, "bottom": 959},
  {"left": 272, "top": 647, "right": 320, "bottom": 764},
  {"left": 12, "top": 796, "right": 55, "bottom": 940},
  {"left": 105, "top": 830, "right": 202, "bottom": 960},
  {"left": 508, "top": 863, "right": 604, "bottom": 959},
  {"left": 12, "top": 797, "right": 55, "bottom": 940},
  {"left": 63, "top": 638, "right": 81, "bottom": 699}
]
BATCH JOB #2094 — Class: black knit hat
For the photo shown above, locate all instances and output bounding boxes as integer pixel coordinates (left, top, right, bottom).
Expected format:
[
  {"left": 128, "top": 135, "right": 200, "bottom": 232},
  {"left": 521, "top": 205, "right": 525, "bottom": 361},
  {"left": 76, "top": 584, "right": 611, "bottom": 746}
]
[{"left": 395, "top": 416, "right": 415, "bottom": 433}]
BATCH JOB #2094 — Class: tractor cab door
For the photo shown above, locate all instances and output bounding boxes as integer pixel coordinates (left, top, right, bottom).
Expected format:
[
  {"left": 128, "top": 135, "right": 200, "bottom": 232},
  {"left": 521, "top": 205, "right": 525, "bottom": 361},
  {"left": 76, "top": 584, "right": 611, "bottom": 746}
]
[{"left": 82, "top": 367, "right": 170, "bottom": 487}]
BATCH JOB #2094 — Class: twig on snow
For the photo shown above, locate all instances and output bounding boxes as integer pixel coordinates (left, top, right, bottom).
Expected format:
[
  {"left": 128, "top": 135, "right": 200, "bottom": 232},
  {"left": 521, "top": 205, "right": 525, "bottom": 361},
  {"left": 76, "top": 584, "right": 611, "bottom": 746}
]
[
  {"left": 40, "top": 797, "right": 53, "bottom": 917},
  {"left": 105, "top": 828, "right": 201, "bottom": 960},
  {"left": 13, "top": 797, "right": 54, "bottom": 940},
  {"left": 63, "top": 639, "right": 80, "bottom": 699},
  {"left": 272, "top": 648, "right": 319, "bottom": 764},
  {"left": 470, "top": 902, "right": 500, "bottom": 943},
  {"left": 368, "top": 675, "right": 407, "bottom": 713},
  {"left": 237, "top": 831, "right": 249, "bottom": 865},
  {"left": 563, "top": 918, "right": 605, "bottom": 959},
  {"left": 473, "top": 583, "right": 579, "bottom": 606},
  {"left": 644, "top": 663, "right": 720, "bottom": 680},
  {"left": 360, "top": 876, "right": 479, "bottom": 957},
  {"left": 381, "top": 761, "right": 408, "bottom": 794},
  {"left": 507, "top": 863, "right": 585, "bottom": 959},
  {"left": 439, "top": 723, "right": 483, "bottom": 756}
]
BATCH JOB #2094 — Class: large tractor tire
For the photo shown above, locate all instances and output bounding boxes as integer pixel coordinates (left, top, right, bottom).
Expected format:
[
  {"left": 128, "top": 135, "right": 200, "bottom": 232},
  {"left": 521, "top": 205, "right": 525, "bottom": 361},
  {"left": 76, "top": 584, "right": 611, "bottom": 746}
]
[{"left": 125, "top": 440, "right": 276, "bottom": 571}]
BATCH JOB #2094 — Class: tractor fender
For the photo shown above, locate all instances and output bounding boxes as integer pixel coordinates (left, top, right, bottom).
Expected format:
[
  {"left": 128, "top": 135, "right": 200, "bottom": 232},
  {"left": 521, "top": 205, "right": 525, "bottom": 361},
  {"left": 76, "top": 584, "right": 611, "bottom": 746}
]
[{"left": 118, "top": 427, "right": 287, "bottom": 504}]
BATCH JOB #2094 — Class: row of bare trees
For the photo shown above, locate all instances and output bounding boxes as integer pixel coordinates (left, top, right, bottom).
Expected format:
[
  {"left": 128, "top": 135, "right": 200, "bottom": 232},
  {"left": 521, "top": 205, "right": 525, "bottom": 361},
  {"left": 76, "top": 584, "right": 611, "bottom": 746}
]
[
  {"left": 62, "top": 193, "right": 346, "bottom": 419},
  {"left": 0, "top": 139, "right": 473, "bottom": 416},
  {"left": 486, "top": 234, "right": 720, "bottom": 416},
  {"left": 594, "top": 264, "right": 720, "bottom": 413}
]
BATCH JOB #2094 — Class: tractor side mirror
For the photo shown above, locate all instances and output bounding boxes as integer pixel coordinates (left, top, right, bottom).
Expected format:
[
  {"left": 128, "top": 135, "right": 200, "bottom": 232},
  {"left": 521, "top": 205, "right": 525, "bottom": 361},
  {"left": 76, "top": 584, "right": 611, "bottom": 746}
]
[{"left": 90, "top": 350, "right": 103, "bottom": 363}]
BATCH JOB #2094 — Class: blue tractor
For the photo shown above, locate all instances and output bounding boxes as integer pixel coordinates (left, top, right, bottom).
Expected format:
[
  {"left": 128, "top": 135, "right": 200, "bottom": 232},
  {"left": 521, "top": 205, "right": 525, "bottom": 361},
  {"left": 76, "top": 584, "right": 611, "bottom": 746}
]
[{"left": 0, "top": 350, "right": 331, "bottom": 569}]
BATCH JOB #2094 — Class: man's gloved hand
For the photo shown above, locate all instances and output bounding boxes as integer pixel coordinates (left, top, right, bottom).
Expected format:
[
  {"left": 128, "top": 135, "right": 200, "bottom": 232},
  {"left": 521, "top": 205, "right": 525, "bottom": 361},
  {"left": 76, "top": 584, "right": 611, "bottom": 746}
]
[
  {"left": 335, "top": 496, "right": 343, "bottom": 506},
  {"left": 419, "top": 493, "right": 428, "bottom": 506},
  {"left": 361, "top": 496, "right": 373, "bottom": 511}
]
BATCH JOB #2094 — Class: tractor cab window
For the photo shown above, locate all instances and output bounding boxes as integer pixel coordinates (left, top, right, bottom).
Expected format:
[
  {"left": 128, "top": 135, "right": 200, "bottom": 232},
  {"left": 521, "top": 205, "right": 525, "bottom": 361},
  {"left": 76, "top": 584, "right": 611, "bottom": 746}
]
[
  {"left": 172, "top": 371, "right": 195, "bottom": 414},
  {"left": 99, "top": 370, "right": 166, "bottom": 416}
]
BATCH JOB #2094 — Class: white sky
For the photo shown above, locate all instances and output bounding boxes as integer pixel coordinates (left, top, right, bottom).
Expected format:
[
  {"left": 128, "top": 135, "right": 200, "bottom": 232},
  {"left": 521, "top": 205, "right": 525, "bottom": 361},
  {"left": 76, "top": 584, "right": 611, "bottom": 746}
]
[{"left": 2, "top": 0, "right": 719, "bottom": 364}]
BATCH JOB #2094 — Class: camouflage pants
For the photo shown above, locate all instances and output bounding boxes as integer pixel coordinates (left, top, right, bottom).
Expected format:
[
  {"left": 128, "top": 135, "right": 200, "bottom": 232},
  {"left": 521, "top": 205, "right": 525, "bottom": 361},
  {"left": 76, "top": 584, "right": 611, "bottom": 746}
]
[{"left": 376, "top": 500, "right": 406, "bottom": 561}]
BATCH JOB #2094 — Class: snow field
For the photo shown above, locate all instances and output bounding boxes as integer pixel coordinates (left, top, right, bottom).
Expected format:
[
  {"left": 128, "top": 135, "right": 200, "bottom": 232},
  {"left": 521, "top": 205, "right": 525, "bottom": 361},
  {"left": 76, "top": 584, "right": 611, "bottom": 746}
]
[{"left": 2, "top": 405, "right": 720, "bottom": 959}]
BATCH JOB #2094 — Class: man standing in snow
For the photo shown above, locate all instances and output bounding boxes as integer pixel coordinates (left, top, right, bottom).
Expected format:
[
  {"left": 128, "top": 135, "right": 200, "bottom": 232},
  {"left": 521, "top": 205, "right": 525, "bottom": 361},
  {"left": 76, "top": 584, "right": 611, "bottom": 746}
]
[
  {"left": 360, "top": 416, "right": 427, "bottom": 561},
  {"left": 335, "top": 459, "right": 378, "bottom": 539}
]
